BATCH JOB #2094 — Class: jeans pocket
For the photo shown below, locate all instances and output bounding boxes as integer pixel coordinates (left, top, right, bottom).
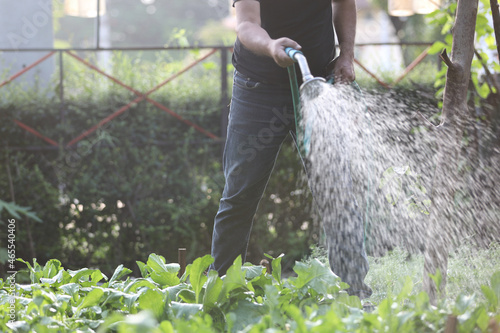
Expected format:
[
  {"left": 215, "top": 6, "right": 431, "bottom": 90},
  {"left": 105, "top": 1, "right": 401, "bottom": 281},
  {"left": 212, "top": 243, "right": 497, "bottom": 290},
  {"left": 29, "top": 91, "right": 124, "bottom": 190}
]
[{"left": 233, "top": 71, "right": 261, "bottom": 90}]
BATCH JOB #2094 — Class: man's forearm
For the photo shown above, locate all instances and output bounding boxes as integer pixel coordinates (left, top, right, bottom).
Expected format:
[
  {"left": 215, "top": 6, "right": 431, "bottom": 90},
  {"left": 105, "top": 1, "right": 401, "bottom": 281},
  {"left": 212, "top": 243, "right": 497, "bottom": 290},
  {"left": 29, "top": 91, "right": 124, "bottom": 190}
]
[
  {"left": 234, "top": 0, "right": 300, "bottom": 68},
  {"left": 237, "top": 21, "right": 274, "bottom": 58},
  {"left": 332, "top": 0, "right": 357, "bottom": 58}
]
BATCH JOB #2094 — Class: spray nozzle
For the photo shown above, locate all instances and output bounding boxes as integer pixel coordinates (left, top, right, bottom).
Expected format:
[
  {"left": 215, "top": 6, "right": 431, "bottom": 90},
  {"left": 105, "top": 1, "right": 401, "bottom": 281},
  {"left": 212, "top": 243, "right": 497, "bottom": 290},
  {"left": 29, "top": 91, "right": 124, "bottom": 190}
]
[{"left": 285, "top": 47, "right": 325, "bottom": 86}]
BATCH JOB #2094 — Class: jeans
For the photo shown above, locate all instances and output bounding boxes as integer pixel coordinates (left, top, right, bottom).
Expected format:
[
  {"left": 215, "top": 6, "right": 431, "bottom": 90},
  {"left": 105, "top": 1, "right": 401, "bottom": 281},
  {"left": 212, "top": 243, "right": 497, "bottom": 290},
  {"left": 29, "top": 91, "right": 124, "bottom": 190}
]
[{"left": 210, "top": 70, "right": 371, "bottom": 297}]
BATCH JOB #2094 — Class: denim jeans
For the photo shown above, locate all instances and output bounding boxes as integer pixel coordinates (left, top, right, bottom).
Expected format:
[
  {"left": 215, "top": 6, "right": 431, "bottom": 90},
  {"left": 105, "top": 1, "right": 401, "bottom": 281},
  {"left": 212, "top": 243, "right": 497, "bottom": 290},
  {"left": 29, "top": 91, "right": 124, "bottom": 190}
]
[{"left": 210, "top": 70, "right": 371, "bottom": 297}]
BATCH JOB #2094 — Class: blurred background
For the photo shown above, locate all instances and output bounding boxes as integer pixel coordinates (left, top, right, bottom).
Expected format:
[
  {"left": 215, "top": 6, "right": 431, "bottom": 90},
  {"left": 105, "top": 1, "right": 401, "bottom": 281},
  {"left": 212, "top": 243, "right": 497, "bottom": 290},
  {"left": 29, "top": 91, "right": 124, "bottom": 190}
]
[{"left": 0, "top": 0, "right": 498, "bottom": 277}]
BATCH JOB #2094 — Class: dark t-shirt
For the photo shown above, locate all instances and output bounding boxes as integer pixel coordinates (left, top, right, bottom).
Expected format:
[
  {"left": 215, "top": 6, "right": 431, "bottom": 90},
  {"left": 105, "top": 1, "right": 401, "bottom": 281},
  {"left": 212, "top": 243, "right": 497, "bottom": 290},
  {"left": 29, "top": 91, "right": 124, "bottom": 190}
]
[{"left": 232, "top": 0, "right": 336, "bottom": 85}]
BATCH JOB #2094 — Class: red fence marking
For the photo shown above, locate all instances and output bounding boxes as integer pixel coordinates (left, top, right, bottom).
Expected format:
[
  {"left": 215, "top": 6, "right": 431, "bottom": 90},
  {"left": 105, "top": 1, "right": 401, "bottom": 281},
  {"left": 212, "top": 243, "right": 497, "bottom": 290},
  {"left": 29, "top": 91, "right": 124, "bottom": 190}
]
[
  {"left": 65, "top": 49, "right": 220, "bottom": 146},
  {"left": 0, "top": 52, "right": 56, "bottom": 89},
  {"left": 1, "top": 52, "right": 59, "bottom": 147},
  {"left": 0, "top": 46, "right": 436, "bottom": 148},
  {"left": 146, "top": 98, "right": 219, "bottom": 140},
  {"left": 354, "top": 46, "right": 432, "bottom": 89},
  {"left": 391, "top": 47, "right": 431, "bottom": 87},
  {"left": 354, "top": 58, "right": 391, "bottom": 89},
  {"left": 65, "top": 98, "right": 142, "bottom": 147},
  {"left": 13, "top": 119, "right": 59, "bottom": 146}
]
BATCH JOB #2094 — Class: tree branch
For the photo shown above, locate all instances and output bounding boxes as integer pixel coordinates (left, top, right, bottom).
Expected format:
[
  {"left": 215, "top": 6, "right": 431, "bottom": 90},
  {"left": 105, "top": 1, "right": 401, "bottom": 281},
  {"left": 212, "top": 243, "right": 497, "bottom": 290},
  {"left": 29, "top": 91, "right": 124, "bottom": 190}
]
[
  {"left": 440, "top": 49, "right": 454, "bottom": 68},
  {"left": 474, "top": 48, "right": 500, "bottom": 94}
]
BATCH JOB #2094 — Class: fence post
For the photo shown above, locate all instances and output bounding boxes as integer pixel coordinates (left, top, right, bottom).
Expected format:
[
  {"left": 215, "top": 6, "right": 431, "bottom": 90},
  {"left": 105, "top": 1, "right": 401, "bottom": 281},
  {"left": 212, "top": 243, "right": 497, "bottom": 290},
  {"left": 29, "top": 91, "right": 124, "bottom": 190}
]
[
  {"left": 59, "top": 50, "right": 65, "bottom": 125},
  {"left": 178, "top": 248, "right": 186, "bottom": 278}
]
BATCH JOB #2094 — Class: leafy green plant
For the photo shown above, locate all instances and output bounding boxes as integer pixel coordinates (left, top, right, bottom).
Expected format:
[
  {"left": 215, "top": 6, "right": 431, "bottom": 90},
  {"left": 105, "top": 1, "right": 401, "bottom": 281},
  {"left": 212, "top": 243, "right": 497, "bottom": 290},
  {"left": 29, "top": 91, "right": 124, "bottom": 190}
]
[{"left": 1, "top": 251, "right": 499, "bottom": 332}]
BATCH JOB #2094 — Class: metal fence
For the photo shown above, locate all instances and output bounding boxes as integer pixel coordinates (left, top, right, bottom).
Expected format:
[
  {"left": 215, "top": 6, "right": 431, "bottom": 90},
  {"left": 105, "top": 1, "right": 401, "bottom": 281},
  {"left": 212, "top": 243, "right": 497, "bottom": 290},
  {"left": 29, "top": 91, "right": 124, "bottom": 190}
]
[{"left": 0, "top": 43, "right": 435, "bottom": 150}]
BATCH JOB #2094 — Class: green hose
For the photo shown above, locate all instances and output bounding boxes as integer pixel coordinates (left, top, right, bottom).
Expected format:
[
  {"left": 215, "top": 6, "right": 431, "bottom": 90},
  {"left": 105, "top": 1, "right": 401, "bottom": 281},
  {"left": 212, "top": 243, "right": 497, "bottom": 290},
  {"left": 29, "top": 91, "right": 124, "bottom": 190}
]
[{"left": 287, "top": 65, "right": 307, "bottom": 158}]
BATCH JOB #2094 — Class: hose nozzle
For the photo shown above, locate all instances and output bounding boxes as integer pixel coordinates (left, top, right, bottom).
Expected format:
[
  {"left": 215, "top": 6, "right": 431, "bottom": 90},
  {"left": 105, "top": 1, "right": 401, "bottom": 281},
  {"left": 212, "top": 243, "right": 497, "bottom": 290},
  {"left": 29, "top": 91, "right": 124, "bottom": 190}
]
[
  {"left": 285, "top": 47, "right": 325, "bottom": 86},
  {"left": 285, "top": 47, "right": 325, "bottom": 97}
]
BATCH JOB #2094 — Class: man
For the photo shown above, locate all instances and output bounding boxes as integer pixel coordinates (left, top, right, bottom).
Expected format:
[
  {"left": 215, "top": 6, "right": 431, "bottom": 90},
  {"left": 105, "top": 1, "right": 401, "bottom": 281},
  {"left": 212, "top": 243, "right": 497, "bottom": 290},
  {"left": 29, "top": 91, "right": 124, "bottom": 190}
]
[{"left": 210, "top": 0, "right": 372, "bottom": 299}]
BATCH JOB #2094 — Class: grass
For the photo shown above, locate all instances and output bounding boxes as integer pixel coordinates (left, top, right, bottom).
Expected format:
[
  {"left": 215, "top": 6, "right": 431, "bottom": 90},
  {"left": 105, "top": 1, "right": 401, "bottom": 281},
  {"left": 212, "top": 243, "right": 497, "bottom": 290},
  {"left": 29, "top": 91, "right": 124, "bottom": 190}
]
[{"left": 304, "top": 242, "right": 500, "bottom": 305}]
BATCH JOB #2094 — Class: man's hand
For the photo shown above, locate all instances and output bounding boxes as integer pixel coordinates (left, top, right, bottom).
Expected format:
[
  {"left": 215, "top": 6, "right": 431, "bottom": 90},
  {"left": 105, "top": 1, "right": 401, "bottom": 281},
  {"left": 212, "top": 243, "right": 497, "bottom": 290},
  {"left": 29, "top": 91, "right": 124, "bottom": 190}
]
[
  {"left": 269, "top": 38, "right": 302, "bottom": 68},
  {"left": 331, "top": 0, "right": 357, "bottom": 84},
  {"left": 326, "top": 53, "right": 355, "bottom": 84}
]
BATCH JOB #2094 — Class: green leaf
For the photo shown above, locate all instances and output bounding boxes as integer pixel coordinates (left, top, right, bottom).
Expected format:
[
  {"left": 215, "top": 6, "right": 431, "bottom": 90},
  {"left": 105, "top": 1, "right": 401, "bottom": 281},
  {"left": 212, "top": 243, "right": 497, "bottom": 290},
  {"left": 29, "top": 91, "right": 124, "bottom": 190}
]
[
  {"left": 136, "top": 260, "right": 149, "bottom": 278},
  {"left": 165, "top": 283, "right": 188, "bottom": 303},
  {"left": 147, "top": 254, "right": 180, "bottom": 287},
  {"left": 428, "top": 41, "right": 447, "bottom": 55},
  {"left": 18, "top": 258, "right": 43, "bottom": 283},
  {"left": 59, "top": 283, "right": 80, "bottom": 298},
  {"left": 187, "top": 254, "right": 213, "bottom": 303},
  {"left": 242, "top": 264, "right": 265, "bottom": 280},
  {"left": 290, "top": 259, "right": 340, "bottom": 295},
  {"left": 75, "top": 287, "right": 104, "bottom": 316},
  {"left": 229, "top": 300, "right": 268, "bottom": 332},
  {"left": 158, "top": 320, "right": 175, "bottom": 333},
  {"left": 91, "top": 270, "right": 107, "bottom": 285},
  {"left": 138, "top": 288, "right": 165, "bottom": 320},
  {"left": 477, "top": 82, "right": 491, "bottom": 99},
  {"left": 491, "top": 271, "right": 500, "bottom": 301},
  {"left": 69, "top": 268, "right": 98, "bottom": 284},
  {"left": 267, "top": 253, "right": 284, "bottom": 287},
  {"left": 116, "top": 311, "right": 159, "bottom": 331},
  {"left": 396, "top": 310, "right": 414, "bottom": 328},
  {"left": 336, "top": 292, "right": 362, "bottom": 308},
  {"left": 444, "top": 34, "right": 453, "bottom": 46},
  {"left": 124, "top": 278, "right": 157, "bottom": 293},
  {"left": 396, "top": 276, "right": 413, "bottom": 302},
  {"left": 454, "top": 294, "right": 475, "bottom": 315},
  {"left": 147, "top": 254, "right": 180, "bottom": 275},
  {"left": 203, "top": 270, "right": 223, "bottom": 311},
  {"left": 377, "top": 298, "right": 392, "bottom": 319},
  {"left": 177, "top": 289, "right": 196, "bottom": 303},
  {"left": 0, "top": 201, "right": 43, "bottom": 222},
  {"left": 429, "top": 269, "right": 442, "bottom": 292},
  {"left": 42, "top": 259, "right": 62, "bottom": 278},
  {"left": 40, "top": 269, "right": 64, "bottom": 286},
  {"left": 218, "top": 256, "right": 251, "bottom": 302},
  {"left": 151, "top": 271, "right": 180, "bottom": 288},
  {"left": 476, "top": 307, "right": 490, "bottom": 331},
  {"left": 285, "top": 304, "right": 307, "bottom": 333},
  {"left": 170, "top": 301, "right": 203, "bottom": 319},
  {"left": 108, "top": 264, "right": 132, "bottom": 286}
]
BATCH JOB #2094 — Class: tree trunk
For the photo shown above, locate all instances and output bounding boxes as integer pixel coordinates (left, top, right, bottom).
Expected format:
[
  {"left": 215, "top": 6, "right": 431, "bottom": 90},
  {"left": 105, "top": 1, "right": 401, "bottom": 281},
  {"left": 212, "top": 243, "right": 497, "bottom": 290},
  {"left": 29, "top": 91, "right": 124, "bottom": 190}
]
[
  {"left": 423, "top": 0, "right": 479, "bottom": 305},
  {"left": 491, "top": 0, "right": 500, "bottom": 62}
]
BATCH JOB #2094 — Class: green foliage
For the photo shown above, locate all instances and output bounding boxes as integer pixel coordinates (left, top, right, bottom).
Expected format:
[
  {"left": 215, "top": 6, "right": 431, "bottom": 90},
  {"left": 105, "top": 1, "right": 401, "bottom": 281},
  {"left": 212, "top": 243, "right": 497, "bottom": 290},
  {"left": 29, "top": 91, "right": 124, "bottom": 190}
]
[
  {"left": 0, "top": 201, "right": 41, "bottom": 223},
  {"left": 0, "top": 254, "right": 499, "bottom": 332},
  {"left": 427, "top": 1, "right": 499, "bottom": 102},
  {"left": 365, "top": 243, "right": 500, "bottom": 304}
]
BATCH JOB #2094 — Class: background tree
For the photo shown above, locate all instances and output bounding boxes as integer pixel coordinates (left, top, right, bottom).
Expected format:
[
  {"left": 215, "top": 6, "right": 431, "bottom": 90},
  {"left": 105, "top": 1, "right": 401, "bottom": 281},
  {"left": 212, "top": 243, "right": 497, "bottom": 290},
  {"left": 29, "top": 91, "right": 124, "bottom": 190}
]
[{"left": 421, "top": 0, "right": 480, "bottom": 304}]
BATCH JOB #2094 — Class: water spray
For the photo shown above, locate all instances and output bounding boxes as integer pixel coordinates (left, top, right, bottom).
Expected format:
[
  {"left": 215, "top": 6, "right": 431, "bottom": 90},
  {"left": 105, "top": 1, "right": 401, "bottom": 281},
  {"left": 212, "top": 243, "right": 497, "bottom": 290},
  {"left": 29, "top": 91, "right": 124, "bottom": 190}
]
[{"left": 285, "top": 47, "right": 374, "bottom": 249}]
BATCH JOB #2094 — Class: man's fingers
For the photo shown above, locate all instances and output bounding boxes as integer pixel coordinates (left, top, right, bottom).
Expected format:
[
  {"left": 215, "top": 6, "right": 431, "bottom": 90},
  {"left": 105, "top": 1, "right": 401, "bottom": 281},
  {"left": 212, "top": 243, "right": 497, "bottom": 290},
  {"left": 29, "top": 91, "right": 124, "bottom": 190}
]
[
  {"left": 278, "top": 37, "right": 301, "bottom": 51},
  {"left": 334, "top": 66, "right": 355, "bottom": 84},
  {"left": 271, "top": 38, "right": 301, "bottom": 67}
]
